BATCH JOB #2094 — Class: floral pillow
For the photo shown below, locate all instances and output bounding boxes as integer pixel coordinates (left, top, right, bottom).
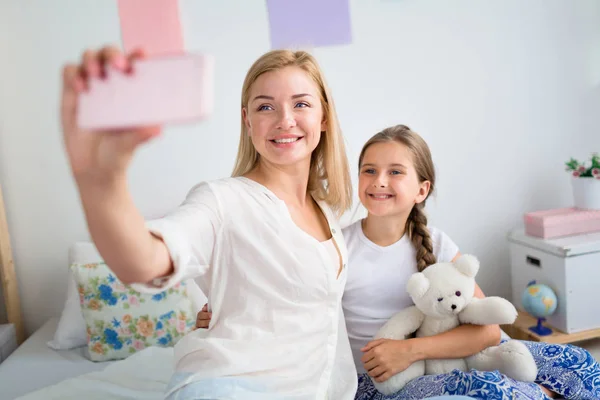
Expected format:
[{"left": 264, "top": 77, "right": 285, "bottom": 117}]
[{"left": 70, "top": 262, "right": 196, "bottom": 362}]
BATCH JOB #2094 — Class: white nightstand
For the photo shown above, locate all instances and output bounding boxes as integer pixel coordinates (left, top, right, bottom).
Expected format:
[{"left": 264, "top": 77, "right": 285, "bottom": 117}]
[
  {"left": 0, "top": 323, "right": 17, "bottom": 363},
  {"left": 508, "top": 228, "right": 600, "bottom": 334}
]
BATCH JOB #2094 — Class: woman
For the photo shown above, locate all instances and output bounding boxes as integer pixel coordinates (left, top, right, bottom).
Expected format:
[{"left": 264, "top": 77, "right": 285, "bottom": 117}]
[{"left": 61, "top": 46, "right": 356, "bottom": 399}]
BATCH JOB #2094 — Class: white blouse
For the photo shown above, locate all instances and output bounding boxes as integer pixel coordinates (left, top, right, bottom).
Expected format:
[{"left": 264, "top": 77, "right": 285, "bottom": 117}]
[{"left": 131, "top": 177, "right": 357, "bottom": 399}]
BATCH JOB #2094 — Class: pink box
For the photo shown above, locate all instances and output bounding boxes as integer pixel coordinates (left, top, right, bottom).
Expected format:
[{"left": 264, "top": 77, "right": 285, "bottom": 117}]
[{"left": 524, "top": 207, "right": 600, "bottom": 239}]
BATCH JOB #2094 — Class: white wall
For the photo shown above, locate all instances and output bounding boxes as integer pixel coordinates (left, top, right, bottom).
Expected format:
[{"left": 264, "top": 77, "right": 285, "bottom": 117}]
[{"left": 1, "top": 0, "right": 599, "bottom": 334}]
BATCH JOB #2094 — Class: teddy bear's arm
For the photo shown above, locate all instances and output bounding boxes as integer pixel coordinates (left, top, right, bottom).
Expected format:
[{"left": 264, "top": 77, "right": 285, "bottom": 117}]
[
  {"left": 458, "top": 297, "right": 518, "bottom": 326},
  {"left": 375, "top": 306, "right": 426, "bottom": 340}
]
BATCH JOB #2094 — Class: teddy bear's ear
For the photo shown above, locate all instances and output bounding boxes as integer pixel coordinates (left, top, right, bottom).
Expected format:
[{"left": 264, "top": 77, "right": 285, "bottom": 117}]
[
  {"left": 407, "top": 272, "right": 430, "bottom": 299},
  {"left": 454, "top": 254, "right": 480, "bottom": 278}
]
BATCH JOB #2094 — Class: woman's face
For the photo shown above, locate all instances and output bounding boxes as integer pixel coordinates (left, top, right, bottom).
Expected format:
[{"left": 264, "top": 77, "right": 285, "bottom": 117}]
[{"left": 243, "top": 66, "right": 326, "bottom": 169}]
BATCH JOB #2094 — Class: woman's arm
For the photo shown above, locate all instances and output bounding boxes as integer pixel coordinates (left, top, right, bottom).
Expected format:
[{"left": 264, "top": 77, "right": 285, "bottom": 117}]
[
  {"left": 61, "top": 46, "right": 173, "bottom": 285},
  {"left": 63, "top": 47, "right": 220, "bottom": 289},
  {"left": 79, "top": 178, "right": 173, "bottom": 284}
]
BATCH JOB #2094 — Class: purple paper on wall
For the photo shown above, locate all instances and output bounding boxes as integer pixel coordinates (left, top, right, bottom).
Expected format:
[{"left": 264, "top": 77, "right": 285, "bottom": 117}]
[{"left": 266, "top": 0, "right": 352, "bottom": 49}]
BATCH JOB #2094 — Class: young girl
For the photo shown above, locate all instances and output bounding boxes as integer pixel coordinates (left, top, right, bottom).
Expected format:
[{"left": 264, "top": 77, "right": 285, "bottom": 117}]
[
  {"left": 197, "top": 125, "right": 600, "bottom": 399},
  {"left": 343, "top": 125, "right": 600, "bottom": 399}
]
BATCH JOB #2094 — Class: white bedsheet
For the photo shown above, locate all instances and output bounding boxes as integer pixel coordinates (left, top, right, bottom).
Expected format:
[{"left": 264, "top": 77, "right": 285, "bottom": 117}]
[
  {"left": 0, "top": 318, "right": 113, "bottom": 400},
  {"left": 15, "top": 346, "right": 174, "bottom": 400},
  {"left": 0, "top": 319, "right": 514, "bottom": 400}
]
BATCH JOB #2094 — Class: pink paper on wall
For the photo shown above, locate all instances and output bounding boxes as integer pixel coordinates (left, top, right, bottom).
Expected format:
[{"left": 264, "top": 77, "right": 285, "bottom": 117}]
[{"left": 117, "top": 0, "right": 184, "bottom": 56}]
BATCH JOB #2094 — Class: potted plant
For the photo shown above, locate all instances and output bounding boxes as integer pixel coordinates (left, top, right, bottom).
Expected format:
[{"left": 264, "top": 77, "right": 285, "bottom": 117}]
[{"left": 565, "top": 153, "right": 600, "bottom": 210}]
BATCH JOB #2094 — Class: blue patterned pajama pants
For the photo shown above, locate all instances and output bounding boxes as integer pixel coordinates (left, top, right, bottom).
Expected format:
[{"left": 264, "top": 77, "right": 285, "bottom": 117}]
[{"left": 355, "top": 340, "right": 600, "bottom": 400}]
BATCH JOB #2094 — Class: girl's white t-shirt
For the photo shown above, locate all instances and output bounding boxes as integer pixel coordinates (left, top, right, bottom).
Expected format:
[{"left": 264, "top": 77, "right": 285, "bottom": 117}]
[
  {"left": 131, "top": 177, "right": 357, "bottom": 399},
  {"left": 341, "top": 220, "right": 459, "bottom": 374}
]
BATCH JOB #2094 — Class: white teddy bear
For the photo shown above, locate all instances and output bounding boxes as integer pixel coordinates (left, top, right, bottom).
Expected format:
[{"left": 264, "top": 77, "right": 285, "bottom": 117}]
[{"left": 372, "top": 254, "right": 538, "bottom": 395}]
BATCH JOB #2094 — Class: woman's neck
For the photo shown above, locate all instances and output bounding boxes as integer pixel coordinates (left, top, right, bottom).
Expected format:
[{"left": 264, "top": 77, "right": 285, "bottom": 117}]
[
  {"left": 245, "top": 159, "right": 312, "bottom": 207},
  {"left": 361, "top": 213, "right": 408, "bottom": 247}
]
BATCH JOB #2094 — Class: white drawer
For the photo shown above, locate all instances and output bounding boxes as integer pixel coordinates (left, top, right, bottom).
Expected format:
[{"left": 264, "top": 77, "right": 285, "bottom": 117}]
[{"left": 509, "top": 229, "right": 600, "bottom": 334}]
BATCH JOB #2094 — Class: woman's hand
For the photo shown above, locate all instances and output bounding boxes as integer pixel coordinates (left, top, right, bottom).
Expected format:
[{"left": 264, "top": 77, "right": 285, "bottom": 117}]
[
  {"left": 361, "top": 338, "right": 422, "bottom": 383},
  {"left": 58, "top": 45, "right": 173, "bottom": 285},
  {"left": 61, "top": 45, "right": 162, "bottom": 185},
  {"left": 195, "top": 304, "right": 212, "bottom": 329}
]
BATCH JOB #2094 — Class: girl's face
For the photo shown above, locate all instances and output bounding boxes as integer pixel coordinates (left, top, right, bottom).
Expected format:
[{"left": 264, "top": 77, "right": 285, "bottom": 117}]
[
  {"left": 358, "top": 141, "right": 430, "bottom": 218},
  {"left": 243, "top": 66, "right": 326, "bottom": 169}
]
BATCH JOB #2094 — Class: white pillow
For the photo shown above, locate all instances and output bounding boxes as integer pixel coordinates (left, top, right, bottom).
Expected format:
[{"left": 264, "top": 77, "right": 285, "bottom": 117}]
[
  {"left": 48, "top": 242, "right": 207, "bottom": 351},
  {"left": 47, "top": 267, "right": 88, "bottom": 350}
]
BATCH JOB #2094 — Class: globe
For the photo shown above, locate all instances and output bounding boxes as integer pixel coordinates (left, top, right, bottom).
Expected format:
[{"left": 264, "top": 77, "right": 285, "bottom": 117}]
[{"left": 521, "top": 280, "right": 558, "bottom": 336}]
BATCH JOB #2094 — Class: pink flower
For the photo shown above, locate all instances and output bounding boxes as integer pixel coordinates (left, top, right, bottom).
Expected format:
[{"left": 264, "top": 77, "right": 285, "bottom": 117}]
[
  {"left": 136, "top": 319, "right": 154, "bottom": 337},
  {"left": 573, "top": 171, "right": 580, "bottom": 177},
  {"left": 578, "top": 165, "right": 586, "bottom": 172},
  {"left": 119, "top": 327, "right": 131, "bottom": 336},
  {"left": 92, "top": 342, "right": 104, "bottom": 354},
  {"left": 593, "top": 168, "right": 600, "bottom": 176},
  {"left": 177, "top": 320, "right": 186, "bottom": 333},
  {"left": 133, "top": 340, "right": 145, "bottom": 350},
  {"left": 155, "top": 330, "right": 164, "bottom": 336},
  {"left": 169, "top": 318, "right": 176, "bottom": 326},
  {"left": 129, "top": 296, "right": 139, "bottom": 306}
]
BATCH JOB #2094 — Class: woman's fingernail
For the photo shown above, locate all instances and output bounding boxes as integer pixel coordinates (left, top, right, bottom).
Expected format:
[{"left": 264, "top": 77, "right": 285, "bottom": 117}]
[
  {"left": 113, "top": 56, "right": 127, "bottom": 69},
  {"left": 74, "top": 78, "right": 83, "bottom": 92},
  {"left": 87, "top": 63, "right": 98, "bottom": 76}
]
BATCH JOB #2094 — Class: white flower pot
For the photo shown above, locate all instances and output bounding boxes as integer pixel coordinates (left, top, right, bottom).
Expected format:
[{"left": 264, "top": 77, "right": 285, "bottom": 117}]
[{"left": 572, "top": 177, "right": 600, "bottom": 210}]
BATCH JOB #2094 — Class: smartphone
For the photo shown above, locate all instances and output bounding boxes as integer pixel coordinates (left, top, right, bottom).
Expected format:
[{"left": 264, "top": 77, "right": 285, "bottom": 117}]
[{"left": 77, "top": 53, "right": 214, "bottom": 130}]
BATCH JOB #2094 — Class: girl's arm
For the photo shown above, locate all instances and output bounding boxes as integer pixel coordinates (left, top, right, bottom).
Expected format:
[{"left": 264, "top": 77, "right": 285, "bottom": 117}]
[
  {"left": 412, "top": 251, "right": 501, "bottom": 360},
  {"left": 411, "top": 282, "right": 502, "bottom": 362},
  {"left": 363, "top": 252, "right": 502, "bottom": 382},
  {"left": 362, "top": 284, "right": 502, "bottom": 382}
]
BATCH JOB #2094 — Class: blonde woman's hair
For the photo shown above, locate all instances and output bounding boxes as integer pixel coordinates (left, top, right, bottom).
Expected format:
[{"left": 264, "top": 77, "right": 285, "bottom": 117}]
[
  {"left": 231, "top": 50, "right": 352, "bottom": 216},
  {"left": 358, "top": 125, "right": 436, "bottom": 272}
]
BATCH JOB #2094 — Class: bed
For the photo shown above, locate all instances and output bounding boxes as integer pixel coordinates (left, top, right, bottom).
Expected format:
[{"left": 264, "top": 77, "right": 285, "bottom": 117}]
[
  {"left": 0, "top": 317, "right": 114, "bottom": 399},
  {"left": 0, "top": 179, "right": 550, "bottom": 400},
  {"left": 0, "top": 317, "right": 174, "bottom": 399},
  {"left": 0, "top": 185, "right": 198, "bottom": 400}
]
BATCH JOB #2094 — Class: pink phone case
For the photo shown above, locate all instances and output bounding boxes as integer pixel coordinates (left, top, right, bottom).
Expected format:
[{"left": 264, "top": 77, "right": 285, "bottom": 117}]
[{"left": 77, "top": 53, "right": 214, "bottom": 130}]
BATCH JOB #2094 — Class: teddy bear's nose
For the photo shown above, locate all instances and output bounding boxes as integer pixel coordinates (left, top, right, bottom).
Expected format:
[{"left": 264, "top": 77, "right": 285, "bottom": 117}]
[{"left": 451, "top": 304, "right": 457, "bottom": 310}]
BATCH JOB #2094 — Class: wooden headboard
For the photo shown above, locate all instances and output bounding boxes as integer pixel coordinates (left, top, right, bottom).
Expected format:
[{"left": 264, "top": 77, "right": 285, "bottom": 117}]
[{"left": 0, "top": 184, "right": 25, "bottom": 344}]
